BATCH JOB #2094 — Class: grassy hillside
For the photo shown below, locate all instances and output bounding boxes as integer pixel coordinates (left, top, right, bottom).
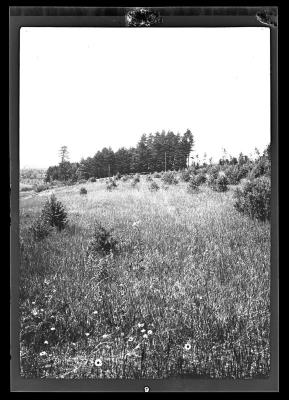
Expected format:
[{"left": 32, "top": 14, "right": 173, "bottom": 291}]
[{"left": 19, "top": 177, "right": 270, "bottom": 379}]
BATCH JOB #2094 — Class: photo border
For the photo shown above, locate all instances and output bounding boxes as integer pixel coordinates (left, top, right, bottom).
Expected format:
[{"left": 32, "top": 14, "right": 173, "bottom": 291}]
[{"left": 10, "top": 6, "right": 279, "bottom": 392}]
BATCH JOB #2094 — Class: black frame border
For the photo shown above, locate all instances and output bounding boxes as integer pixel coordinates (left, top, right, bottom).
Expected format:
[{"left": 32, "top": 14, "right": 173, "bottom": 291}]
[{"left": 10, "top": 6, "right": 279, "bottom": 392}]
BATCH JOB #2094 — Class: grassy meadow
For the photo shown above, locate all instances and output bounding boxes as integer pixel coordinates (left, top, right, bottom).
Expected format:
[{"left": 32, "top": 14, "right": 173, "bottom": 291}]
[{"left": 19, "top": 176, "right": 270, "bottom": 379}]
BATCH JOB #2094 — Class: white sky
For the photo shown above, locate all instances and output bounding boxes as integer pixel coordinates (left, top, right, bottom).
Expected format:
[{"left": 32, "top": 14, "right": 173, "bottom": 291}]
[{"left": 20, "top": 27, "right": 270, "bottom": 169}]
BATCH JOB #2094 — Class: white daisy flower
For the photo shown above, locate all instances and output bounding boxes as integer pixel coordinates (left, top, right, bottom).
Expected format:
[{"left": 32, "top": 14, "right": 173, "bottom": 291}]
[
  {"left": 94, "top": 358, "right": 102, "bottom": 367},
  {"left": 184, "top": 343, "right": 191, "bottom": 351}
]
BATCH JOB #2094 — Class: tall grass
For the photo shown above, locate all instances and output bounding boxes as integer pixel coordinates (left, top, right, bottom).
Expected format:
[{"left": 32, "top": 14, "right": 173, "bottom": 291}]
[{"left": 19, "top": 179, "right": 270, "bottom": 379}]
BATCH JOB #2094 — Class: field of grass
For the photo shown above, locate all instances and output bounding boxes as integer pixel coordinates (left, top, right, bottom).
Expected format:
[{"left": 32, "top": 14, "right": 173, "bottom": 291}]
[{"left": 19, "top": 177, "right": 270, "bottom": 379}]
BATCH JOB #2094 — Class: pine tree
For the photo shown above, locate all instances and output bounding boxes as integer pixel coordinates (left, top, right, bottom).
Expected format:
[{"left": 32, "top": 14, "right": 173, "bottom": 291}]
[{"left": 41, "top": 194, "right": 68, "bottom": 231}]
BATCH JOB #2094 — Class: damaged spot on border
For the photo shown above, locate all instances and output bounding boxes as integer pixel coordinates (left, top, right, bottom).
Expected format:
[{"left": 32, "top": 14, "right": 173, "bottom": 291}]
[
  {"left": 256, "top": 8, "right": 278, "bottom": 27},
  {"left": 126, "top": 8, "right": 163, "bottom": 27}
]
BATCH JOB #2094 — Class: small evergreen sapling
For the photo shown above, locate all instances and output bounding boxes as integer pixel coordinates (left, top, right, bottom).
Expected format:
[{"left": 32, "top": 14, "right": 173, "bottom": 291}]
[
  {"left": 41, "top": 194, "right": 68, "bottom": 231},
  {"left": 80, "top": 187, "right": 87, "bottom": 195}
]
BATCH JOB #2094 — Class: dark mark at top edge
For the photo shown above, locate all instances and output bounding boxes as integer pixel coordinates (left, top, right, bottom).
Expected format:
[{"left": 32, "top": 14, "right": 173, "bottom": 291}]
[{"left": 256, "top": 8, "right": 278, "bottom": 27}]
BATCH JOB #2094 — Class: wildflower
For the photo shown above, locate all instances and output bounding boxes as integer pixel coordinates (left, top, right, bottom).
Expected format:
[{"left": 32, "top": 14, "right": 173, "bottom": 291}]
[
  {"left": 141, "top": 329, "right": 146, "bottom": 333},
  {"left": 147, "top": 330, "right": 153, "bottom": 335},
  {"left": 40, "top": 309, "right": 44, "bottom": 312},
  {"left": 85, "top": 332, "right": 90, "bottom": 337},
  {"left": 102, "top": 334, "right": 109, "bottom": 339},
  {"left": 50, "top": 327, "right": 56, "bottom": 331},
  {"left": 137, "top": 323, "right": 144, "bottom": 328},
  {"left": 32, "top": 301, "right": 36, "bottom": 305},
  {"left": 184, "top": 343, "right": 191, "bottom": 351},
  {"left": 71, "top": 342, "right": 76, "bottom": 346},
  {"left": 132, "top": 220, "right": 141, "bottom": 227},
  {"left": 128, "top": 337, "right": 134, "bottom": 342},
  {"left": 92, "top": 311, "right": 98, "bottom": 315},
  {"left": 40, "top": 351, "right": 47, "bottom": 357},
  {"left": 44, "top": 340, "right": 48, "bottom": 345},
  {"left": 143, "top": 334, "right": 148, "bottom": 339},
  {"left": 94, "top": 358, "right": 102, "bottom": 367},
  {"left": 31, "top": 309, "right": 38, "bottom": 316},
  {"left": 120, "top": 332, "right": 125, "bottom": 337}
]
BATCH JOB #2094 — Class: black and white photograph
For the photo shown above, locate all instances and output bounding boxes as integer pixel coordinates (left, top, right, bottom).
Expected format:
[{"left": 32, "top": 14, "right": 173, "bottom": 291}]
[{"left": 10, "top": 7, "right": 278, "bottom": 391}]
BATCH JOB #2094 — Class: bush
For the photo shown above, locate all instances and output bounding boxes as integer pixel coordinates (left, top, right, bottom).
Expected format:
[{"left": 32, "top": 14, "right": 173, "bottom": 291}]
[
  {"left": 29, "top": 218, "right": 52, "bottom": 241},
  {"left": 41, "top": 194, "right": 68, "bottom": 232},
  {"left": 80, "top": 187, "right": 87, "bottom": 195},
  {"left": 215, "top": 175, "right": 229, "bottom": 192},
  {"left": 121, "top": 175, "right": 129, "bottom": 182},
  {"left": 249, "top": 158, "right": 270, "bottom": 180},
  {"left": 161, "top": 171, "right": 178, "bottom": 185},
  {"left": 195, "top": 173, "right": 207, "bottom": 185},
  {"left": 86, "top": 222, "right": 118, "bottom": 257},
  {"left": 149, "top": 181, "right": 160, "bottom": 192},
  {"left": 20, "top": 184, "right": 33, "bottom": 192},
  {"left": 187, "top": 176, "right": 200, "bottom": 193},
  {"left": 88, "top": 177, "right": 96, "bottom": 182},
  {"left": 133, "top": 174, "right": 140, "bottom": 183},
  {"left": 153, "top": 172, "right": 162, "bottom": 178},
  {"left": 65, "top": 180, "right": 76, "bottom": 186},
  {"left": 115, "top": 172, "right": 122, "bottom": 180},
  {"left": 34, "top": 184, "right": 49, "bottom": 193},
  {"left": 233, "top": 176, "right": 270, "bottom": 221},
  {"left": 225, "top": 165, "right": 241, "bottom": 185},
  {"left": 180, "top": 169, "right": 192, "bottom": 182},
  {"left": 207, "top": 174, "right": 217, "bottom": 188},
  {"left": 131, "top": 175, "right": 140, "bottom": 187},
  {"left": 50, "top": 180, "right": 64, "bottom": 187},
  {"left": 106, "top": 179, "right": 117, "bottom": 191},
  {"left": 208, "top": 165, "right": 220, "bottom": 180}
]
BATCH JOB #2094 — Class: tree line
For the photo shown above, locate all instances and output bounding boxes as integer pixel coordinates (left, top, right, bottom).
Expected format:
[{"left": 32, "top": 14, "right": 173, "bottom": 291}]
[{"left": 45, "top": 130, "right": 195, "bottom": 182}]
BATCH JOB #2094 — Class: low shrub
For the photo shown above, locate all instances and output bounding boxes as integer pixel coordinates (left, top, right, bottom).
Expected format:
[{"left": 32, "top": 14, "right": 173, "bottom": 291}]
[
  {"left": 34, "top": 184, "right": 49, "bottom": 193},
  {"left": 161, "top": 171, "right": 178, "bottom": 185},
  {"left": 41, "top": 194, "right": 68, "bottom": 231},
  {"left": 249, "top": 158, "right": 270, "bottom": 180},
  {"left": 29, "top": 218, "right": 52, "bottom": 241},
  {"left": 233, "top": 176, "right": 270, "bottom": 221},
  {"left": 88, "top": 177, "right": 96, "bottom": 182},
  {"left": 149, "top": 181, "right": 160, "bottom": 192},
  {"left": 131, "top": 174, "right": 140, "bottom": 187},
  {"left": 208, "top": 165, "right": 220, "bottom": 179},
  {"left": 187, "top": 176, "right": 200, "bottom": 193},
  {"left": 65, "top": 180, "right": 76, "bottom": 186},
  {"left": 153, "top": 172, "right": 162, "bottom": 178},
  {"left": 180, "top": 170, "right": 192, "bottom": 182},
  {"left": 78, "top": 179, "right": 87, "bottom": 184},
  {"left": 20, "top": 184, "right": 33, "bottom": 192},
  {"left": 80, "top": 187, "right": 87, "bottom": 195},
  {"left": 115, "top": 172, "right": 122, "bottom": 180},
  {"left": 215, "top": 175, "right": 229, "bottom": 192},
  {"left": 133, "top": 174, "right": 140, "bottom": 183},
  {"left": 195, "top": 173, "right": 207, "bottom": 185},
  {"left": 106, "top": 179, "right": 117, "bottom": 191},
  {"left": 207, "top": 174, "right": 217, "bottom": 188},
  {"left": 50, "top": 180, "right": 64, "bottom": 187},
  {"left": 146, "top": 175, "right": 153, "bottom": 182},
  {"left": 121, "top": 175, "right": 130, "bottom": 182},
  {"left": 86, "top": 222, "right": 118, "bottom": 257}
]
